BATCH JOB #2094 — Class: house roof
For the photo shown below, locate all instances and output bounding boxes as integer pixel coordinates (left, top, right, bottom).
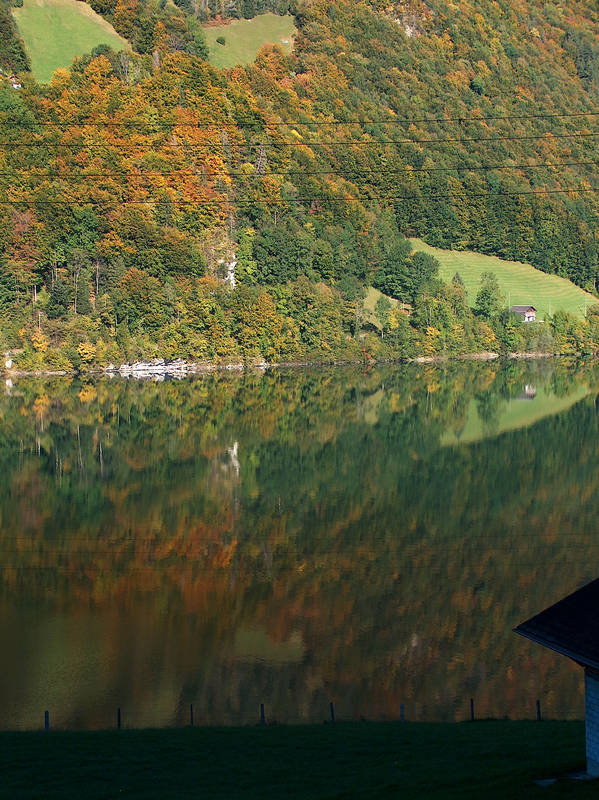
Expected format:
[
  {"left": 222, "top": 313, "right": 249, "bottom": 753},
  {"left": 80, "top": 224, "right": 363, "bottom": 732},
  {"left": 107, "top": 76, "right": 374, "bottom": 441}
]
[
  {"left": 510, "top": 305, "right": 536, "bottom": 313},
  {"left": 514, "top": 578, "right": 599, "bottom": 671}
]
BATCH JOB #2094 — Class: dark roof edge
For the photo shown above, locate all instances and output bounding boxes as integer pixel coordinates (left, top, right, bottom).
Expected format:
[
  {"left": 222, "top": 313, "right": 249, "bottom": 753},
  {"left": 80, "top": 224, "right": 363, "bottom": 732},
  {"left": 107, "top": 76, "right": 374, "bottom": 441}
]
[{"left": 513, "top": 625, "right": 599, "bottom": 672}]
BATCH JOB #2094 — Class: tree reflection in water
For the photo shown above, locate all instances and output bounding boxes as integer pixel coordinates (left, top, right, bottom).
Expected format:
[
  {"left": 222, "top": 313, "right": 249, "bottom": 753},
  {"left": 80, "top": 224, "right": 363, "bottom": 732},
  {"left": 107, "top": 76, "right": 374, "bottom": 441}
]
[{"left": 0, "top": 359, "right": 597, "bottom": 729}]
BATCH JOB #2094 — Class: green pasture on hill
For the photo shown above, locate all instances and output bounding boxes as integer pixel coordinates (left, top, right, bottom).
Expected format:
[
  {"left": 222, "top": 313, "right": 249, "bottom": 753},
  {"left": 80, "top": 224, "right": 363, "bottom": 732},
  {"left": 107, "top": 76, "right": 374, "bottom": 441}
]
[
  {"left": 12, "top": 0, "right": 128, "bottom": 83},
  {"left": 362, "top": 286, "right": 401, "bottom": 330},
  {"left": 0, "top": 721, "right": 596, "bottom": 799},
  {"left": 410, "top": 239, "right": 598, "bottom": 321},
  {"left": 204, "top": 13, "right": 296, "bottom": 69}
]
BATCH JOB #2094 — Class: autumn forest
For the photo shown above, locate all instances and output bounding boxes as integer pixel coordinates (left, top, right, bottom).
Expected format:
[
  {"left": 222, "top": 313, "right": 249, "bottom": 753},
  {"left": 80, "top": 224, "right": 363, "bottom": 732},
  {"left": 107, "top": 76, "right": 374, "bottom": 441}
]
[{"left": 2, "top": 1, "right": 599, "bottom": 367}]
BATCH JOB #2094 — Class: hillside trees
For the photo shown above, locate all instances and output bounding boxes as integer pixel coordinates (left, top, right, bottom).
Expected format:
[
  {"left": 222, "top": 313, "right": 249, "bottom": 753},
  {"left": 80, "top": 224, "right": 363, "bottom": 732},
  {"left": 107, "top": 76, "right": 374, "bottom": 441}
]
[
  {"left": 86, "top": 0, "right": 210, "bottom": 56},
  {"left": 373, "top": 238, "right": 439, "bottom": 302},
  {"left": 474, "top": 272, "right": 505, "bottom": 319},
  {"left": 4, "top": 0, "right": 599, "bottom": 364},
  {"left": 237, "top": 0, "right": 599, "bottom": 290},
  {"left": 0, "top": 0, "right": 29, "bottom": 73}
]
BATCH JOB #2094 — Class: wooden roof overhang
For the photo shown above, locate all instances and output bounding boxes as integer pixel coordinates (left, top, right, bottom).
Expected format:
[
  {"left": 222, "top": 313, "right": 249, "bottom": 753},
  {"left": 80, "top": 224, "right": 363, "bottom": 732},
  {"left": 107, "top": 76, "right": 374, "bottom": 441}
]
[{"left": 514, "top": 578, "right": 599, "bottom": 672}]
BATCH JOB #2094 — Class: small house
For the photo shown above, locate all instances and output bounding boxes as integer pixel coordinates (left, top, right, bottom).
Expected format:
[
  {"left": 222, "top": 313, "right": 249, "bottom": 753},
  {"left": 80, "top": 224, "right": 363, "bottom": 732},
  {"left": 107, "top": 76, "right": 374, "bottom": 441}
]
[
  {"left": 514, "top": 578, "right": 599, "bottom": 777},
  {"left": 510, "top": 305, "right": 536, "bottom": 322}
]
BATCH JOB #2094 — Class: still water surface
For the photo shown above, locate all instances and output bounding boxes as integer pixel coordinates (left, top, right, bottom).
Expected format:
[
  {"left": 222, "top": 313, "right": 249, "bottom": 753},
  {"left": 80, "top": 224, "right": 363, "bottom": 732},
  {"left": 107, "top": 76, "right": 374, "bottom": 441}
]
[{"left": 1, "top": 360, "right": 598, "bottom": 729}]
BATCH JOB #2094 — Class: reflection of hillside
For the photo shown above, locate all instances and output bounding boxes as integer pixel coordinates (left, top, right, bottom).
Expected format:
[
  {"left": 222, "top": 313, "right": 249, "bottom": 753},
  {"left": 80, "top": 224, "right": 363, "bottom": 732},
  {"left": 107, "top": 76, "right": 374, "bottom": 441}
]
[
  {"left": 442, "top": 384, "right": 590, "bottom": 445},
  {"left": 0, "top": 362, "right": 598, "bottom": 728}
]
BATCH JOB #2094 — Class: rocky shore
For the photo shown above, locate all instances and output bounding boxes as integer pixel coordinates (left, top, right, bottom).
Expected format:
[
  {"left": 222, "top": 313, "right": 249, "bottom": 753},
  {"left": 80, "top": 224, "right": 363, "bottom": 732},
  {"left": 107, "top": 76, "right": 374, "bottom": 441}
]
[{"left": 1, "top": 351, "right": 583, "bottom": 380}]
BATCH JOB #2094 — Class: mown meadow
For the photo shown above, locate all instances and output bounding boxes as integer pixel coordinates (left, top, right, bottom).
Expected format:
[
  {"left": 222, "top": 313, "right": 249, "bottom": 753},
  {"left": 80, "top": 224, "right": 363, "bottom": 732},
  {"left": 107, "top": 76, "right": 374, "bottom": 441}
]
[
  {"left": 12, "top": 0, "right": 127, "bottom": 82},
  {"left": 410, "top": 239, "right": 597, "bottom": 321},
  {"left": 203, "top": 13, "right": 296, "bottom": 69}
]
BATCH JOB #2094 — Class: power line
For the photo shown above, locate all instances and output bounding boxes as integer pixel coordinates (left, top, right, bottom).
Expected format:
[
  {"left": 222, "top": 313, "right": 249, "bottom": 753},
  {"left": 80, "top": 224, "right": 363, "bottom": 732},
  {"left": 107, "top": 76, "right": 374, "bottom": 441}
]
[
  {"left": 2, "top": 185, "right": 599, "bottom": 207},
  {"left": 3, "top": 109, "right": 599, "bottom": 128},
  {"left": 1, "top": 539, "right": 597, "bottom": 548},
  {"left": 2, "top": 131, "right": 599, "bottom": 148},
  {"left": 0, "top": 159, "right": 597, "bottom": 179}
]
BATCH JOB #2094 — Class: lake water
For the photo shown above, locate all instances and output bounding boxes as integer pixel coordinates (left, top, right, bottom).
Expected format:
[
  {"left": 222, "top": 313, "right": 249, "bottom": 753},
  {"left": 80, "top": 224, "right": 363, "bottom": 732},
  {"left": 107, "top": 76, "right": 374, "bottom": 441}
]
[{"left": 1, "top": 359, "right": 598, "bottom": 730}]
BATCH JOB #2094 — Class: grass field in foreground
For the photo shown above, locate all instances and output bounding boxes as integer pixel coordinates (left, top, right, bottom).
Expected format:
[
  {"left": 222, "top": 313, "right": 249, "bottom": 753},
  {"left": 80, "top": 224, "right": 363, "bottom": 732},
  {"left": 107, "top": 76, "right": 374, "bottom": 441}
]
[
  {"left": 0, "top": 721, "right": 595, "bottom": 799},
  {"left": 12, "top": 0, "right": 128, "bottom": 83},
  {"left": 410, "top": 238, "right": 598, "bottom": 321},
  {"left": 203, "top": 13, "right": 296, "bottom": 69}
]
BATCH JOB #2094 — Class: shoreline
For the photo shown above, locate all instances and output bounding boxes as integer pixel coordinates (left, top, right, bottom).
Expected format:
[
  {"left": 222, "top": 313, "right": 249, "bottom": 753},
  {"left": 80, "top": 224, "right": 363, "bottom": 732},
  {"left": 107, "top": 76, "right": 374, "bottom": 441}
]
[{"left": 2, "top": 350, "right": 580, "bottom": 379}]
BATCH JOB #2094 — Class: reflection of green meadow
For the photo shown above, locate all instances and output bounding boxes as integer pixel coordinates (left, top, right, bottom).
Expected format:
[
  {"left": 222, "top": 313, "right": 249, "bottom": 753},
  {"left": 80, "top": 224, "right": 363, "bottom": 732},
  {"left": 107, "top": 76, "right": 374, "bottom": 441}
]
[
  {"left": 442, "top": 381, "right": 590, "bottom": 445},
  {"left": 12, "top": 0, "right": 128, "bottom": 83},
  {"left": 410, "top": 238, "right": 597, "bottom": 321},
  {"left": 204, "top": 13, "right": 296, "bottom": 68}
]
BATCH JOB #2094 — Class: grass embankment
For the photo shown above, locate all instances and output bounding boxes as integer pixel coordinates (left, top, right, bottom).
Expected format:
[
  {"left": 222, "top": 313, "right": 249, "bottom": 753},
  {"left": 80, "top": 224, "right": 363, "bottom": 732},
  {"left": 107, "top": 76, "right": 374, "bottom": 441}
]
[
  {"left": 0, "top": 721, "right": 595, "bottom": 799},
  {"left": 362, "top": 286, "right": 400, "bottom": 330},
  {"left": 203, "top": 13, "right": 296, "bottom": 69},
  {"left": 12, "top": 0, "right": 128, "bottom": 82},
  {"left": 410, "top": 239, "right": 597, "bottom": 321}
]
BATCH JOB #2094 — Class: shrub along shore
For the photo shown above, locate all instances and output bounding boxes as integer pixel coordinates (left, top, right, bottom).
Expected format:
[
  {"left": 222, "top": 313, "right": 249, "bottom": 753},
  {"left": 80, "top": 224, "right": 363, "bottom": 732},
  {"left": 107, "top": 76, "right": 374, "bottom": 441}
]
[
  {"left": 0, "top": 349, "right": 591, "bottom": 379},
  {"left": 0, "top": 721, "right": 595, "bottom": 799}
]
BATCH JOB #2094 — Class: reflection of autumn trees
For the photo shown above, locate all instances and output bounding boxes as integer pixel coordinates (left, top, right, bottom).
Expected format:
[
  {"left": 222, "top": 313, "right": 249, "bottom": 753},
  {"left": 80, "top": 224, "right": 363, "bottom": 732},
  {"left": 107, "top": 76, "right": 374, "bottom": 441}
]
[{"left": 0, "top": 361, "right": 598, "bottom": 725}]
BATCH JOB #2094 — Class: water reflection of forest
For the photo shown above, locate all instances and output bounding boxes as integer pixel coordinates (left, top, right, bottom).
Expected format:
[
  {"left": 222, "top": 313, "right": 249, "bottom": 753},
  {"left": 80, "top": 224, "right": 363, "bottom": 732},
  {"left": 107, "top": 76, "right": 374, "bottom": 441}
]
[{"left": 0, "top": 360, "right": 598, "bottom": 729}]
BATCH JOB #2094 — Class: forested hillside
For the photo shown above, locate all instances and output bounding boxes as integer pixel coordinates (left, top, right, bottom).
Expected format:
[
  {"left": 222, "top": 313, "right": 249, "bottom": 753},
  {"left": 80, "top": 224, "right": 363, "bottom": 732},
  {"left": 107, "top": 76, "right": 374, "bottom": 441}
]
[
  {"left": 0, "top": 0, "right": 29, "bottom": 75},
  {"left": 3, "top": 0, "right": 599, "bottom": 368}
]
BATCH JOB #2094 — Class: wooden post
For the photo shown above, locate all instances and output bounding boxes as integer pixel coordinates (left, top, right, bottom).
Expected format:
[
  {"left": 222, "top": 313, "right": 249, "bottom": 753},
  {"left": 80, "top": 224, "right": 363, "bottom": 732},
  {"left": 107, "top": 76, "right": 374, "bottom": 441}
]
[
  {"left": 44, "top": 710, "right": 49, "bottom": 731},
  {"left": 329, "top": 702, "right": 335, "bottom": 724},
  {"left": 400, "top": 704, "right": 405, "bottom": 722},
  {"left": 117, "top": 707, "right": 121, "bottom": 730},
  {"left": 470, "top": 698, "right": 474, "bottom": 721},
  {"left": 260, "top": 704, "right": 265, "bottom": 726},
  {"left": 190, "top": 704, "right": 194, "bottom": 727},
  {"left": 536, "top": 699, "right": 541, "bottom": 721}
]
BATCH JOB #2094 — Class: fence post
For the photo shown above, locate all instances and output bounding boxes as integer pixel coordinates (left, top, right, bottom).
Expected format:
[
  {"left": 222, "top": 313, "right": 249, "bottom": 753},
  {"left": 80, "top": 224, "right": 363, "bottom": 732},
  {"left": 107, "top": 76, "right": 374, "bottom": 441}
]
[
  {"left": 400, "top": 704, "right": 405, "bottom": 722},
  {"left": 536, "top": 699, "right": 542, "bottom": 721},
  {"left": 117, "top": 707, "right": 121, "bottom": 730},
  {"left": 329, "top": 701, "right": 335, "bottom": 724},
  {"left": 470, "top": 698, "right": 475, "bottom": 721},
  {"left": 260, "top": 704, "right": 265, "bottom": 726},
  {"left": 44, "top": 710, "right": 49, "bottom": 731}
]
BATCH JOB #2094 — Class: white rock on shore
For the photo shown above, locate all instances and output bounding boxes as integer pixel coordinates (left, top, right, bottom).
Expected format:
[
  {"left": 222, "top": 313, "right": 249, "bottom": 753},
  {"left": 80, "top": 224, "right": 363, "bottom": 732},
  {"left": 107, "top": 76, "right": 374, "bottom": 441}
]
[{"left": 112, "top": 359, "right": 192, "bottom": 379}]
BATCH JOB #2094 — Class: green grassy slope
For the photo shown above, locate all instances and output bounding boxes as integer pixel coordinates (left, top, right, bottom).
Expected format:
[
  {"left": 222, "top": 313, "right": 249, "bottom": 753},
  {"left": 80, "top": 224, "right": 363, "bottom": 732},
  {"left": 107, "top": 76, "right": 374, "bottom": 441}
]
[
  {"left": 410, "top": 239, "right": 598, "bottom": 321},
  {"left": 203, "top": 13, "right": 296, "bottom": 69},
  {"left": 0, "top": 722, "right": 593, "bottom": 799},
  {"left": 12, "top": 0, "right": 128, "bottom": 82},
  {"left": 362, "top": 286, "right": 401, "bottom": 330}
]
